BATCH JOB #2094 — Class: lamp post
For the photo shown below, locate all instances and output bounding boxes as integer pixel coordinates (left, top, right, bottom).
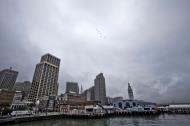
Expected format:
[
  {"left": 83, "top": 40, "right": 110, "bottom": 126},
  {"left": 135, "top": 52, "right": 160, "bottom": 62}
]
[
  {"left": 35, "top": 100, "right": 40, "bottom": 115},
  {"left": 46, "top": 100, "right": 48, "bottom": 116}
]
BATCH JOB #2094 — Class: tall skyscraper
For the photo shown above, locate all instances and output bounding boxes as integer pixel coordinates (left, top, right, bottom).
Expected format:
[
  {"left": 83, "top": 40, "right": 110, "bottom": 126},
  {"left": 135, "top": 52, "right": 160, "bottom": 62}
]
[
  {"left": 128, "top": 82, "right": 134, "bottom": 100},
  {"left": 28, "top": 53, "right": 60, "bottom": 102},
  {"left": 94, "top": 73, "right": 106, "bottom": 105},
  {"left": 65, "top": 82, "right": 79, "bottom": 94},
  {"left": 0, "top": 68, "right": 18, "bottom": 90}
]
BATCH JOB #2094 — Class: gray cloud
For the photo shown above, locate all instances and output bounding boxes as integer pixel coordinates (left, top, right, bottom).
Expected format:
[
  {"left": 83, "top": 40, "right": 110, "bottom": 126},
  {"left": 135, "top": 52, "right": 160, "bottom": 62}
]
[
  {"left": 0, "top": 1, "right": 42, "bottom": 81},
  {"left": 0, "top": 0, "right": 190, "bottom": 103}
]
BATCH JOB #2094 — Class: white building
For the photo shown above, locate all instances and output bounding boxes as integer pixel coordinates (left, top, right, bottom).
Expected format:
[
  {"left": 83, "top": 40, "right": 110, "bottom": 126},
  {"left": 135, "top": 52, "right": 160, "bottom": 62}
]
[{"left": 113, "top": 99, "right": 156, "bottom": 112}]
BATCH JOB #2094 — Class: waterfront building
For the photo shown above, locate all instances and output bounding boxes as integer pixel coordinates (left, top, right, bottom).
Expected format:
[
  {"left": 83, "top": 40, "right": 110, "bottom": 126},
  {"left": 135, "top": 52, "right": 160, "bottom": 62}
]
[
  {"left": 85, "top": 105, "right": 114, "bottom": 114},
  {"left": 158, "top": 104, "right": 190, "bottom": 114},
  {"left": 38, "top": 94, "right": 95, "bottom": 113},
  {"left": 12, "top": 91, "right": 23, "bottom": 103},
  {"left": 128, "top": 82, "right": 134, "bottom": 100},
  {"left": 58, "top": 92, "right": 85, "bottom": 102},
  {"left": 65, "top": 82, "right": 79, "bottom": 94},
  {"left": 113, "top": 97, "right": 123, "bottom": 102},
  {"left": 113, "top": 99, "right": 156, "bottom": 110},
  {"left": 11, "top": 101, "right": 30, "bottom": 111},
  {"left": 39, "top": 96, "right": 57, "bottom": 112},
  {"left": 11, "top": 91, "right": 31, "bottom": 111},
  {"left": 13, "top": 81, "right": 31, "bottom": 100},
  {"left": 38, "top": 93, "right": 86, "bottom": 112},
  {"left": 0, "top": 68, "right": 18, "bottom": 90},
  {"left": 105, "top": 96, "right": 123, "bottom": 105},
  {"left": 0, "top": 89, "right": 15, "bottom": 106},
  {"left": 56, "top": 100, "right": 98, "bottom": 113},
  {"left": 106, "top": 97, "right": 113, "bottom": 105},
  {"left": 28, "top": 53, "right": 60, "bottom": 102},
  {"left": 94, "top": 73, "right": 106, "bottom": 105}
]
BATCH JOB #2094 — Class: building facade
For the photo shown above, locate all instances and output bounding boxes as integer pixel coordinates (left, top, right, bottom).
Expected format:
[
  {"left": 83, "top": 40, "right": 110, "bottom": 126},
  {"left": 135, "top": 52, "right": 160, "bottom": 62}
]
[
  {"left": 56, "top": 100, "right": 98, "bottom": 113},
  {"left": 94, "top": 73, "right": 106, "bottom": 105},
  {"left": 82, "top": 86, "right": 95, "bottom": 101},
  {"left": 28, "top": 53, "right": 60, "bottom": 102},
  {"left": 12, "top": 91, "right": 23, "bottom": 103},
  {"left": 113, "top": 99, "right": 156, "bottom": 110},
  {"left": 39, "top": 94, "right": 87, "bottom": 112},
  {"left": 65, "top": 82, "right": 79, "bottom": 94},
  {"left": 11, "top": 91, "right": 29, "bottom": 111},
  {"left": 39, "top": 96, "right": 57, "bottom": 112},
  {"left": 13, "top": 81, "right": 31, "bottom": 100},
  {"left": 0, "top": 89, "right": 15, "bottom": 106},
  {"left": 106, "top": 96, "right": 124, "bottom": 105},
  {"left": 0, "top": 68, "right": 18, "bottom": 90},
  {"left": 13, "top": 81, "right": 31, "bottom": 92}
]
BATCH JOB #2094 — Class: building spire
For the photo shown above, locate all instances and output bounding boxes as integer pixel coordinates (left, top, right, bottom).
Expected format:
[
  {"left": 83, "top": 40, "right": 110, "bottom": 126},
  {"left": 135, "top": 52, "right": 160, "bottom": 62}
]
[{"left": 128, "top": 82, "right": 134, "bottom": 100}]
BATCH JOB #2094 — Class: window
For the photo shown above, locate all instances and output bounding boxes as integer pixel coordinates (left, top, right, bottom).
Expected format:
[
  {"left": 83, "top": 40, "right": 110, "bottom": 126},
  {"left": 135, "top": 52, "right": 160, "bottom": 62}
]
[
  {"left": 125, "top": 102, "right": 130, "bottom": 108},
  {"left": 119, "top": 102, "right": 122, "bottom": 109},
  {"left": 133, "top": 102, "right": 136, "bottom": 107}
]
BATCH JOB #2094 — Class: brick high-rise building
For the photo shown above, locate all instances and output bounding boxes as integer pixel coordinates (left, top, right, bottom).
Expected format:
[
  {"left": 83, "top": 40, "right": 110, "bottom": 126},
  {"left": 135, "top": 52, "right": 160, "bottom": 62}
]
[
  {"left": 28, "top": 53, "right": 60, "bottom": 102},
  {"left": 0, "top": 89, "right": 15, "bottom": 106},
  {"left": 0, "top": 68, "right": 18, "bottom": 90},
  {"left": 94, "top": 73, "right": 106, "bottom": 105}
]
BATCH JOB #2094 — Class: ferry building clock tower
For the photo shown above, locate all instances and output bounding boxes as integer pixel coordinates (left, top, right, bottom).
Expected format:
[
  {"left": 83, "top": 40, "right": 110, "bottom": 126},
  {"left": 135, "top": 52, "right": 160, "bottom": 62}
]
[{"left": 128, "top": 82, "right": 134, "bottom": 100}]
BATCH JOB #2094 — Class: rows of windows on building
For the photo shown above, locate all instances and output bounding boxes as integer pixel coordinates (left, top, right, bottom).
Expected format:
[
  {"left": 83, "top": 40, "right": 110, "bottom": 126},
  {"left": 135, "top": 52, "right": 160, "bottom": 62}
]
[
  {"left": 0, "top": 53, "right": 144, "bottom": 112},
  {"left": 0, "top": 67, "right": 32, "bottom": 110},
  {"left": 0, "top": 53, "right": 106, "bottom": 108}
]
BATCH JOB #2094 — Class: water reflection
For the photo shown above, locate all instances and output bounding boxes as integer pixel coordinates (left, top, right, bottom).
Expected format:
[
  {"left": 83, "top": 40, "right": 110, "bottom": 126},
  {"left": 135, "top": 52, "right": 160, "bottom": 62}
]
[
  {"left": 11, "top": 114, "right": 190, "bottom": 126},
  {"left": 12, "top": 118, "right": 110, "bottom": 126},
  {"left": 132, "top": 119, "right": 139, "bottom": 126}
]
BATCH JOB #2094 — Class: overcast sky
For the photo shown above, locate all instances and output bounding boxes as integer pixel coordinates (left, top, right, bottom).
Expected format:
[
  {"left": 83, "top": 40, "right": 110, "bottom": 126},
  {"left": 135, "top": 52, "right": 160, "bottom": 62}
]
[{"left": 0, "top": 0, "right": 190, "bottom": 103}]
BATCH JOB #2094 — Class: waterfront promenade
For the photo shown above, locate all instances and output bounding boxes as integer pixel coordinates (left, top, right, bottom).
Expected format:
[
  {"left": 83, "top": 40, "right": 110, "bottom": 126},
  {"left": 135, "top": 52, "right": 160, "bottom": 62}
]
[{"left": 0, "top": 111, "right": 159, "bottom": 125}]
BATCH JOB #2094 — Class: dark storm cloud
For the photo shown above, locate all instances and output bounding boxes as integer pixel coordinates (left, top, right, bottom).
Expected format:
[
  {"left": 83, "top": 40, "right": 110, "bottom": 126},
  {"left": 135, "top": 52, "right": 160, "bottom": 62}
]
[
  {"left": 0, "top": 1, "right": 42, "bottom": 81},
  {"left": 0, "top": 0, "right": 190, "bottom": 103}
]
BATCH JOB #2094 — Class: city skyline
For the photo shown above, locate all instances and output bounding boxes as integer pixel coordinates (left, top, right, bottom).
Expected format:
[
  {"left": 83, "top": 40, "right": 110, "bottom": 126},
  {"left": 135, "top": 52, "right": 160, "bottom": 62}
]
[{"left": 1, "top": 0, "right": 190, "bottom": 103}]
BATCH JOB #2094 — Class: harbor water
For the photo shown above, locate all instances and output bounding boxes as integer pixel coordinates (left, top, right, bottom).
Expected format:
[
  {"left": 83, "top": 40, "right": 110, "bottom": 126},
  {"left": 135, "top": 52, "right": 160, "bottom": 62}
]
[{"left": 10, "top": 114, "right": 190, "bottom": 126}]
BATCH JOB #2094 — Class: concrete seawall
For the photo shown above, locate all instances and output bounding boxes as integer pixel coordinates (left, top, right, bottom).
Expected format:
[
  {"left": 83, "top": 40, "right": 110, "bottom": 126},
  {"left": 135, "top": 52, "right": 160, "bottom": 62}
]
[{"left": 0, "top": 111, "right": 160, "bottom": 125}]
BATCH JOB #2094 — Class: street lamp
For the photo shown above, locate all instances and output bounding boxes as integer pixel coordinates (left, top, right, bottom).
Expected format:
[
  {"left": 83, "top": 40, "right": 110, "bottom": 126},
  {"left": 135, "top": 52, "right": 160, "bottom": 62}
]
[{"left": 35, "top": 100, "right": 40, "bottom": 115}]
